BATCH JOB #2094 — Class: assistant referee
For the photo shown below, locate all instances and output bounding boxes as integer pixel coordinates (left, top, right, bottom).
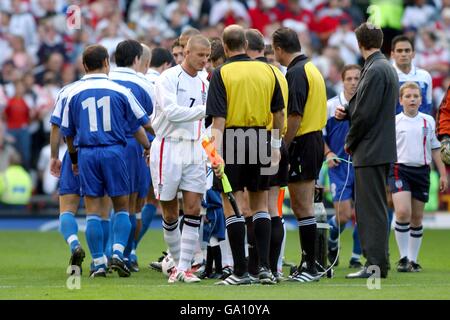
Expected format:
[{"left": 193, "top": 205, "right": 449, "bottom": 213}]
[{"left": 207, "top": 24, "right": 285, "bottom": 286}]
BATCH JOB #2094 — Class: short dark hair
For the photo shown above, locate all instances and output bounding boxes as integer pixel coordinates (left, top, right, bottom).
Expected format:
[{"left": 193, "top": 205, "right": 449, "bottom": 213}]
[
  {"left": 341, "top": 64, "right": 361, "bottom": 80},
  {"left": 115, "top": 39, "right": 143, "bottom": 67},
  {"left": 210, "top": 37, "right": 225, "bottom": 63},
  {"left": 354, "top": 22, "right": 383, "bottom": 50},
  {"left": 264, "top": 44, "right": 274, "bottom": 56},
  {"left": 150, "top": 47, "right": 173, "bottom": 68},
  {"left": 222, "top": 25, "right": 246, "bottom": 52},
  {"left": 245, "top": 29, "right": 265, "bottom": 52},
  {"left": 82, "top": 45, "right": 109, "bottom": 71},
  {"left": 391, "top": 35, "right": 415, "bottom": 52},
  {"left": 272, "top": 27, "right": 301, "bottom": 53},
  {"left": 172, "top": 38, "right": 181, "bottom": 49}
]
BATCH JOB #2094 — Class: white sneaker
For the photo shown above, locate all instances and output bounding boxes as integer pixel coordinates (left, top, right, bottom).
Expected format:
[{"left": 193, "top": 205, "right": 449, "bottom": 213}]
[
  {"left": 177, "top": 270, "right": 201, "bottom": 283},
  {"left": 168, "top": 267, "right": 178, "bottom": 284}
]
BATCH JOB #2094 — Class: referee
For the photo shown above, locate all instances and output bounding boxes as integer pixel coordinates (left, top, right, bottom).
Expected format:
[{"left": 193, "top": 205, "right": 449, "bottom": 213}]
[
  {"left": 272, "top": 27, "right": 327, "bottom": 282},
  {"left": 207, "top": 24, "right": 285, "bottom": 285}
]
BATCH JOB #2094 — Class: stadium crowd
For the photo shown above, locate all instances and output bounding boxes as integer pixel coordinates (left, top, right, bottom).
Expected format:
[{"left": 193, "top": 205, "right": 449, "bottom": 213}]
[{"left": 0, "top": 0, "right": 449, "bottom": 202}]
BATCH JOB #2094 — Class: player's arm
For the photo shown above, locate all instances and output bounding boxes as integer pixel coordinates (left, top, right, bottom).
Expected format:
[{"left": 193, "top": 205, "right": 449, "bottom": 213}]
[
  {"left": 210, "top": 117, "right": 225, "bottom": 179},
  {"left": 133, "top": 126, "right": 152, "bottom": 165},
  {"left": 50, "top": 124, "right": 62, "bottom": 177},
  {"left": 156, "top": 75, "right": 205, "bottom": 122},
  {"left": 283, "top": 70, "right": 307, "bottom": 147},
  {"left": 432, "top": 148, "right": 448, "bottom": 192}
]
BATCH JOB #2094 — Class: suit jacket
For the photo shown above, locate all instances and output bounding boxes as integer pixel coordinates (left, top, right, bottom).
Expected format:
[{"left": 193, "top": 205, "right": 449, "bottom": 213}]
[{"left": 346, "top": 51, "right": 398, "bottom": 167}]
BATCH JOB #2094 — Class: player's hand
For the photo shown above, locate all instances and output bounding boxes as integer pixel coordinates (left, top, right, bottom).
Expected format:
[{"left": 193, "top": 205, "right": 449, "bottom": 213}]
[
  {"left": 335, "top": 105, "right": 347, "bottom": 120},
  {"left": 326, "top": 152, "right": 340, "bottom": 168},
  {"left": 440, "top": 176, "right": 448, "bottom": 192},
  {"left": 72, "top": 164, "right": 79, "bottom": 175},
  {"left": 212, "top": 161, "right": 224, "bottom": 179},
  {"left": 50, "top": 158, "right": 62, "bottom": 177},
  {"left": 143, "top": 147, "right": 151, "bottom": 166},
  {"left": 270, "top": 147, "right": 281, "bottom": 170}
]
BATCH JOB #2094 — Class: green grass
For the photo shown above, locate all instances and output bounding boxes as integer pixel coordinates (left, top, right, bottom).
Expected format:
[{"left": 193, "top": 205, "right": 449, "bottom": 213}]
[{"left": 0, "top": 229, "right": 449, "bottom": 300}]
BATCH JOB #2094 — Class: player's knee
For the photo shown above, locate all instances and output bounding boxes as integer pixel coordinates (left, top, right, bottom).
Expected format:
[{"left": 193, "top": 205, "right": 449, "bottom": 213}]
[{"left": 395, "top": 207, "right": 411, "bottom": 221}]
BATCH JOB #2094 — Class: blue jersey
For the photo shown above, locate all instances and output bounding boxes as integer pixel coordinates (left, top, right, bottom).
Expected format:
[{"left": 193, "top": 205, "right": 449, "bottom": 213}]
[
  {"left": 60, "top": 74, "right": 149, "bottom": 147},
  {"left": 393, "top": 63, "right": 433, "bottom": 115},
  {"left": 109, "top": 67, "right": 154, "bottom": 138},
  {"left": 50, "top": 80, "right": 81, "bottom": 128},
  {"left": 323, "top": 92, "right": 350, "bottom": 160}
]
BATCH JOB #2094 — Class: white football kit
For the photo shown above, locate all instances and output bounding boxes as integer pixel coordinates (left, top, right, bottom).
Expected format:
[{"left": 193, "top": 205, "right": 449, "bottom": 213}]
[{"left": 150, "top": 65, "right": 208, "bottom": 201}]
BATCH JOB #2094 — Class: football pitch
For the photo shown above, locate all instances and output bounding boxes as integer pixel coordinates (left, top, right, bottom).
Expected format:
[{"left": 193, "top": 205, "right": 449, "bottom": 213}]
[{"left": 1, "top": 229, "right": 450, "bottom": 300}]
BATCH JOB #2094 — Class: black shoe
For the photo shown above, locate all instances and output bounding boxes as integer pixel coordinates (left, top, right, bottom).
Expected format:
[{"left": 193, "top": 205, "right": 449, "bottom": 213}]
[
  {"left": 328, "top": 246, "right": 339, "bottom": 266},
  {"left": 130, "top": 260, "right": 139, "bottom": 272},
  {"left": 90, "top": 267, "right": 107, "bottom": 278},
  {"left": 111, "top": 257, "right": 131, "bottom": 277},
  {"left": 220, "top": 266, "right": 233, "bottom": 280},
  {"left": 346, "top": 266, "right": 387, "bottom": 279},
  {"left": 348, "top": 258, "right": 363, "bottom": 269},
  {"left": 258, "top": 267, "right": 277, "bottom": 285},
  {"left": 69, "top": 246, "right": 85, "bottom": 275},
  {"left": 215, "top": 273, "right": 251, "bottom": 285},
  {"left": 397, "top": 257, "right": 410, "bottom": 272},
  {"left": 409, "top": 261, "right": 422, "bottom": 272}
]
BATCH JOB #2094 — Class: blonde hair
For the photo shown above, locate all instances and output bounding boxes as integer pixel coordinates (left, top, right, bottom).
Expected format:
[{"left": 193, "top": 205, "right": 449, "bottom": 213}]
[{"left": 399, "top": 81, "right": 421, "bottom": 98}]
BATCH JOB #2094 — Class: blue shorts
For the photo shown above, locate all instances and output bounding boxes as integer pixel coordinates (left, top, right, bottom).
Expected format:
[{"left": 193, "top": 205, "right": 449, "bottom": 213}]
[
  {"left": 59, "top": 151, "right": 81, "bottom": 196},
  {"left": 328, "top": 164, "right": 354, "bottom": 202},
  {"left": 202, "top": 189, "right": 226, "bottom": 242},
  {"left": 138, "top": 156, "right": 151, "bottom": 198},
  {"left": 78, "top": 145, "right": 130, "bottom": 197},
  {"left": 126, "top": 138, "right": 143, "bottom": 195},
  {"left": 388, "top": 163, "right": 430, "bottom": 203}
]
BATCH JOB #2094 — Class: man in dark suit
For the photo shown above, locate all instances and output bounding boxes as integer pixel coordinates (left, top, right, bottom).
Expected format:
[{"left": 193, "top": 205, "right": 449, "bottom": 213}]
[{"left": 335, "top": 22, "right": 398, "bottom": 279}]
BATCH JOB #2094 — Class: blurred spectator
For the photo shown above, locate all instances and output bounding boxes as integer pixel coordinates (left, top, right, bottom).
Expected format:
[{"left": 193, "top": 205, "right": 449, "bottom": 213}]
[
  {"left": 37, "top": 139, "right": 66, "bottom": 195},
  {"left": 36, "top": 18, "right": 67, "bottom": 65},
  {"left": 314, "top": 0, "right": 353, "bottom": 44},
  {"left": 402, "top": 0, "right": 437, "bottom": 30},
  {"left": 415, "top": 29, "right": 450, "bottom": 89},
  {"left": 34, "top": 51, "right": 64, "bottom": 85},
  {"left": 164, "top": 0, "right": 198, "bottom": 35},
  {"left": 340, "top": 0, "right": 364, "bottom": 27},
  {"left": 209, "top": 0, "right": 250, "bottom": 27},
  {"left": 200, "top": 0, "right": 248, "bottom": 27},
  {"left": 0, "top": 151, "right": 32, "bottom": 208},
  {"left": 248, "top": 0, "right": 278, "bottom": 34},
  {"left": 98, "top": 21, "right": 126, "bottom": 57},
  {"left": 0, "top": 120, "right": 18, "bottom": 172},
  {"left": 9, "top": 34, "right": 35, "bottom": 72},
  {"left": 435, "top": 7, "right": 450, "bottom": 44},
  {"left": 327, "top": 16, "right": 360, "bottom": 65},
  {"left": 171, "top": 38, "right": 184, "bottom": 65},
  {"left": 129, "top": 0, "right": 169, "bottom": 38},
  {"left": 9, "top": 0, "right": 39, "bottom": 56},
  {"left": 3, "top": 78, "right": 34, "bottom": 169}
]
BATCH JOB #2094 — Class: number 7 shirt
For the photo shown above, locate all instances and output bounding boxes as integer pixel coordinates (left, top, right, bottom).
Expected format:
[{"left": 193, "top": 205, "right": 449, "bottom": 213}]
[
  {"left": 60, "top": 74, "right": 149, "bottom": 146},
  {"left": 151, "top": 64, "right": 208, "bottom": 141}
]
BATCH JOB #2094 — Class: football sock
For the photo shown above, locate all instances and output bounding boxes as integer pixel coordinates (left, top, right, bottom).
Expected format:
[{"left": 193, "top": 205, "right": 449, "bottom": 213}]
[
  {"left": 408, "top": 225, "right": 423, "bottom": 263},
  {"left": 137, "top": 203, "right": 156, "bottom": 243},
  {"left": 253, "top": 211, "right": 271, "bottom": 270},
  {"left": 226, "top": 215, "right": 247, "bottom": 276},
  {"left": 124, "top": 214, "right": 137, "bottom": 258},
  {"left": 328, "top": 215, "right": 346, "bottom": 250},
  {"left": 298, "top": 216, "right": 317, "bottom": 271},
  {"left": 245, "top": 216, "right": 258, "bottom": 275},
  {"left": 112, "top": 211, "right": 131, "bottom": 260},
  {"left": 86, "top": 215, "right": 104, "bottom": 261},
  {"left": 59, "top": 211, "right": 79, "bottom": 253},
  {"left": 162, "top": 218, "right": 181, "bottom": 265},
  {"left": 269, "top": 216, "right": 284, "bottom": 273},
  {"left": 178, "top": 215, "right": 201, "bottom": 272},
  {"left": 101, "top": 218, "right": 110, "bottom": 252},
  {"left": 352, "top": 224, "right": 362, "bottom": 259},
  {"left": 395, "top": 221, "right": 410, "bottom": 258}
]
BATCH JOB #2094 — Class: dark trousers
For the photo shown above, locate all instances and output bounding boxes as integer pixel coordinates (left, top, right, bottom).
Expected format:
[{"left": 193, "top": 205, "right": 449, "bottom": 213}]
[{"left": 354, "top": 164, "right": 390, "bottom": 276}]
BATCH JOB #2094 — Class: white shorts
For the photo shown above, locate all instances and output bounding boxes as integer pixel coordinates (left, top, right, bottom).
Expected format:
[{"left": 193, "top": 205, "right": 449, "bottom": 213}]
[{"left": 150, "top": 137, "right": 206, "bottom": 201}]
